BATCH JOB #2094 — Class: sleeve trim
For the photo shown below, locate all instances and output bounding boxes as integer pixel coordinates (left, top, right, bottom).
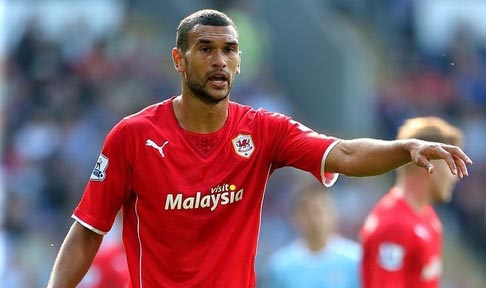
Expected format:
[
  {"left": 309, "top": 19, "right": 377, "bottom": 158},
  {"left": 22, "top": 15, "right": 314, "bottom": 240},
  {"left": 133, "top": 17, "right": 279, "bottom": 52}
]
[
  {"left": 321, "top": 139, "right": 341, "bottom": 187},
  {"left": 72, "top": 214, "right": 108, "bottom": 235}
]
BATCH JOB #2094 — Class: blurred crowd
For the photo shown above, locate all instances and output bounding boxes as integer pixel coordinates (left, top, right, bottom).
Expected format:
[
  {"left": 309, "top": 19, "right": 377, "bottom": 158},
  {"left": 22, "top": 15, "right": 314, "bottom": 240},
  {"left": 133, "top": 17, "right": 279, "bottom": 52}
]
[{"left": 1, "top": 0, "right": 485, "bottom": 287}]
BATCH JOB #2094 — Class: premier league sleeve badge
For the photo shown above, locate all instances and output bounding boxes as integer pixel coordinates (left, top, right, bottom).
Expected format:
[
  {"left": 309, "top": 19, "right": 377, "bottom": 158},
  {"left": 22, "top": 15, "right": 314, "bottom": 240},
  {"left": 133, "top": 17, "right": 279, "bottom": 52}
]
[{"left": 90, "top": 153, "right": 109, "bottom": 181}]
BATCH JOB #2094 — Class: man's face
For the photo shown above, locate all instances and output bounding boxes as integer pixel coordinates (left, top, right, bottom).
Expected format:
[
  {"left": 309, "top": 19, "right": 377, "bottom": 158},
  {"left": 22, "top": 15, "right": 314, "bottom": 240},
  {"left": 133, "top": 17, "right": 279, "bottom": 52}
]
[
  {"left": 294, "top": 194, "right": 335, "bottom": 238},
  {"left": 180, "top": 24, "right": 240, "bottom": 104},
  {"left": 430, "top": 160, "right": 459, "bottom": 203}
]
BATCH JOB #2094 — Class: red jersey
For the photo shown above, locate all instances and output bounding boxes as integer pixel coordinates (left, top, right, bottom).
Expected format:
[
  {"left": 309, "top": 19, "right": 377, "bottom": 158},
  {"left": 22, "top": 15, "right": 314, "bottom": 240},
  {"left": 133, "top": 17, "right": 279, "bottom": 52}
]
[
  {"left": 360, "top": 189, "right": 442, "bottom": 288},
  {"left": 73, "top": 97, "right": 340, "bottom": 287},
  {"left": 80, "top": 241, "right": 129, "bottom": 288}
]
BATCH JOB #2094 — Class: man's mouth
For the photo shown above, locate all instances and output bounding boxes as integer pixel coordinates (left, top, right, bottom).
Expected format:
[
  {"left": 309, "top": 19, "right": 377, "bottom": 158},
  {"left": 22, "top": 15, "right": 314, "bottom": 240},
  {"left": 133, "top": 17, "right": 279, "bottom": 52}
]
[{"left": 208, "top": 73, "right": 229, "bottom": 88}]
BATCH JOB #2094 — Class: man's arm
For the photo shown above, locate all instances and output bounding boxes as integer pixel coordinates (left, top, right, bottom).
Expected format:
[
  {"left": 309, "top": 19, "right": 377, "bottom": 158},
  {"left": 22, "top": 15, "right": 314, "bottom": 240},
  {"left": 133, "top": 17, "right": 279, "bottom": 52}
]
[
  {"left": 326, "top": 138, "right": 472, "bottom": 178},
  {"left": 47, "top": 221, "right": 103, "bottom": 288}
]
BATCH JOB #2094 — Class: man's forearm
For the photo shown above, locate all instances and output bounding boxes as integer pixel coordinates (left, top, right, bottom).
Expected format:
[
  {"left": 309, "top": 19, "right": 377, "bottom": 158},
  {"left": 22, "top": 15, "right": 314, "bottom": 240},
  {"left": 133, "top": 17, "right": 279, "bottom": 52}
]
[
  {"left": 328, "top": 137, "right": 470, "bottom": 178},
  {"left": 47, "top": 222, "right": 103, "bottom": 288},
  {"left": 331, "top": 138, "right": 411, "bottom": 177}
]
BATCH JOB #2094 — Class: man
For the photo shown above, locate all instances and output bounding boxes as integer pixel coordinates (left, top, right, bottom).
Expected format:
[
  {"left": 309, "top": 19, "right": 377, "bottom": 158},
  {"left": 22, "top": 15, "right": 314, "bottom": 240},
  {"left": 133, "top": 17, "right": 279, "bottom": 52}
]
[
  {"left": 47, "top": 9, "right": 471, "bottom": 288},
  {"left": 360, "top": 117, "right": 464, "bottom": 288},
  {"left": 265, "top": 181, "right": 360, "bottom": 288}
]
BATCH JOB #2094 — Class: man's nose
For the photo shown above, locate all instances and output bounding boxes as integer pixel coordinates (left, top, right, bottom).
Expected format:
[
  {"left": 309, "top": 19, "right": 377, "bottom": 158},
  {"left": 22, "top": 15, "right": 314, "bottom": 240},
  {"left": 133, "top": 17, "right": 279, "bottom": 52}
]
[{"left": 211, "top": 50, "right": 227, "bottom": 68}]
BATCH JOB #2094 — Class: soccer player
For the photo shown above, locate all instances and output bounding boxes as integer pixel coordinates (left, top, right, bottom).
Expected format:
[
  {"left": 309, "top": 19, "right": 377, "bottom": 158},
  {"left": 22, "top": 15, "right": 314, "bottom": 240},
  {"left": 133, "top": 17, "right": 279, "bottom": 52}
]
[
  {"left": 360, "top": 117, "right": 464, "bottom": 288},
  {"left": 265, "top": 181, "right": 361, "bottom": 288},
  {"left": 47, "top": 9, "right": 472, "bottom": 288}
]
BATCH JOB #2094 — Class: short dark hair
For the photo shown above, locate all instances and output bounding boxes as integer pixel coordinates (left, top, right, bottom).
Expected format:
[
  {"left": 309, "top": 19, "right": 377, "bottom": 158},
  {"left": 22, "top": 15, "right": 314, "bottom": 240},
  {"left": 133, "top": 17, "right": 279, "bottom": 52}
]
[{"left": 176, "top": 9, "right": 237, "bottom": 52}]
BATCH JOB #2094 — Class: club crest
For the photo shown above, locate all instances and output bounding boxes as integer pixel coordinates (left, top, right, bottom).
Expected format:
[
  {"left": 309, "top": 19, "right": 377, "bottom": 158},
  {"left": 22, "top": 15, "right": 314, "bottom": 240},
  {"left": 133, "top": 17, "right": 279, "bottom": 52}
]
[{"left": 232, "top": 134, "right": 254, "bottom": 158}]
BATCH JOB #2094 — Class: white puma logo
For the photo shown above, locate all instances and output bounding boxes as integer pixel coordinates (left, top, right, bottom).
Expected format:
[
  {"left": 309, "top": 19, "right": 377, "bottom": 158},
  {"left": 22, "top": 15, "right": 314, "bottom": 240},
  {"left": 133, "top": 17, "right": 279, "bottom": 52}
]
[{"left": 146, "top": 139, "right": 169, "bottom": 157}]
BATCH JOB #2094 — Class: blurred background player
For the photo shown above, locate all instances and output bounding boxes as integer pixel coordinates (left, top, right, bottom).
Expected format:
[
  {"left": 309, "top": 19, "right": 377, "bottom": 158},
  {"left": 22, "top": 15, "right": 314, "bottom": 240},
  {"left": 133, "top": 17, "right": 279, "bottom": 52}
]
[
  {"left": 360, "top": 116, "right": 464, "bottom": 288},
  {"left": 78, "top": 215, "right": 129, "bottom": 288},
  {"left": 264, "top": 180, "right": 361, "bottom": 288}
]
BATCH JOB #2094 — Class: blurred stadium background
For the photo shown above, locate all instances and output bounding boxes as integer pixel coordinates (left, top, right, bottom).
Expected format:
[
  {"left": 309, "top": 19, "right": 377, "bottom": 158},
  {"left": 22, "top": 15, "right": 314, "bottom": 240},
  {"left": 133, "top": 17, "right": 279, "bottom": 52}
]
[{"left": 0, "top": 0, "right": 484, "bottom": 287}]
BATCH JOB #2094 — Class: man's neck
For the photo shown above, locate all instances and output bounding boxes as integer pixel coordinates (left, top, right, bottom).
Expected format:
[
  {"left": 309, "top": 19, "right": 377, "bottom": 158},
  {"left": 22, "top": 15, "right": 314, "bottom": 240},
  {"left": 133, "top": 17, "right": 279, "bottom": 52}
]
[
  {"left": 303, "top": 233, "right": 329, "bottom": 253},
  {"left": 394, "top": 175, "right": 432, "bottom": 213},
  {"left": 173, "top": 95, "right": 229, "bottom": 133}
]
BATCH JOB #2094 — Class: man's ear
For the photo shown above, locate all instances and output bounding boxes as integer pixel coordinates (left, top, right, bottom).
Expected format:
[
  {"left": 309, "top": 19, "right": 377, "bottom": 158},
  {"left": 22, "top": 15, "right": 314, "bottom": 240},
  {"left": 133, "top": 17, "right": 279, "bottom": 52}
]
[
  {"left": 172, "top": 48, "right": 185, "bottom": 72},
  {"left": 236, "top": 50, "right": 242, "bottom": 74}
]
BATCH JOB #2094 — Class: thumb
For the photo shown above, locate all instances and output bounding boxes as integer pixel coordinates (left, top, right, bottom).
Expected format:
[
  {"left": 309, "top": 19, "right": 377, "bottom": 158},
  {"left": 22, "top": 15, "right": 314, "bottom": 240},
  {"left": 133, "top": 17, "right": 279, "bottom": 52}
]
[{"left": 416, "top": 154, "right": 434, "bottom": 174}]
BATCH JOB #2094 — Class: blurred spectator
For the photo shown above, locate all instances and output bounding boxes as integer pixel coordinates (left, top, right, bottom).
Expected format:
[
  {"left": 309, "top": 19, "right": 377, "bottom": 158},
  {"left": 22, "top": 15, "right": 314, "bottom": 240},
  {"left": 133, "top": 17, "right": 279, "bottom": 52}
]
[{"left": 263, "top": 180, "right": 361, "bottom": 288}]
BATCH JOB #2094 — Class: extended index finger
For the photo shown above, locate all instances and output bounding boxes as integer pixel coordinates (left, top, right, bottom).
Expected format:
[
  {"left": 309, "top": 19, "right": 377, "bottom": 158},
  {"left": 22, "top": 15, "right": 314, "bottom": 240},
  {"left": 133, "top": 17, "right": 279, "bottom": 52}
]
[
  {"left": 443, "top": 145, "right": 472, "bottom": 178},
  {"left": 445, "top": 145, "right": 473, "bottom": 165},
  {"left": 454, "top": 154, "right": 469, "bottom": 178},
  {"left": 441, "top": 150, "right": 458, "bottom": 176},
  {"left": 427, "top": 144, "right": 457, "bottom": 175}
]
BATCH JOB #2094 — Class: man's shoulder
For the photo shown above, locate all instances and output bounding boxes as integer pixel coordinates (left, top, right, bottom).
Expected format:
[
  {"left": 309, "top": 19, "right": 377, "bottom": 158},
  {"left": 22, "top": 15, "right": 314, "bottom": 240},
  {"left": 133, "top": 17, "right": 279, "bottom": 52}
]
[
  {"left": 267, "top": 240, "right": 305, "bottom": 268},
  {"left": 328, "top": 235, "right": 362, "bottom": 261},
  {"left": 363, "top": 194, "right": 418, "bottom": 239},
  {"left": 230, "top": 101, "right": 258, "bottom": 120},
  {"left": 230, "top": 101, "right": 290, "bottom": 120},
  {"left": 124, "top": 99, "right": 171, "bottom": 122},
  {"left": 372, "top": 192, "right": 410, "bottom": 219},
  {"left": 104, "top": 99, "right": 173, "bottom": 140}
]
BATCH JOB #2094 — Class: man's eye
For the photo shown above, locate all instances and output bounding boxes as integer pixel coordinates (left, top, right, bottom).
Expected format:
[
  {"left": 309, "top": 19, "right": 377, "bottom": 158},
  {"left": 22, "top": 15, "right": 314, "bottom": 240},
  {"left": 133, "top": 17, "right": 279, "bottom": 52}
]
[
  {"left": 200, "top": 47, "right": 210, "bottom": 52},
  {"left": 224, "top": 47, "right": 236, "bottom": 53}
]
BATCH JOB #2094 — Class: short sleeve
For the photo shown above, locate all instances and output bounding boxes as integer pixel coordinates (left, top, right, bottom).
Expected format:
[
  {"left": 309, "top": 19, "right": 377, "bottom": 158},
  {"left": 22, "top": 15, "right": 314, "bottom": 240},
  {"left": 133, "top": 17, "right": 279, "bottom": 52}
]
[
  {"left": 265, "top": 111, "right": 341, "bottom": 187},
  {"left": 72, "top": 120, "right": 134, "bottom": 234}
]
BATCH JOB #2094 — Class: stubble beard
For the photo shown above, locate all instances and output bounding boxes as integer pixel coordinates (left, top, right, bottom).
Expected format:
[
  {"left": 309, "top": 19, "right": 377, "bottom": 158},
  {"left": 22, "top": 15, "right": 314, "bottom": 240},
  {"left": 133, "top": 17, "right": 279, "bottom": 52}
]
[
  {"left": 185, "top": 67, "right": 231, "bottom": 105},
  {"left": 432, "top": 185, "right": 452, "bottom": 204}
]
